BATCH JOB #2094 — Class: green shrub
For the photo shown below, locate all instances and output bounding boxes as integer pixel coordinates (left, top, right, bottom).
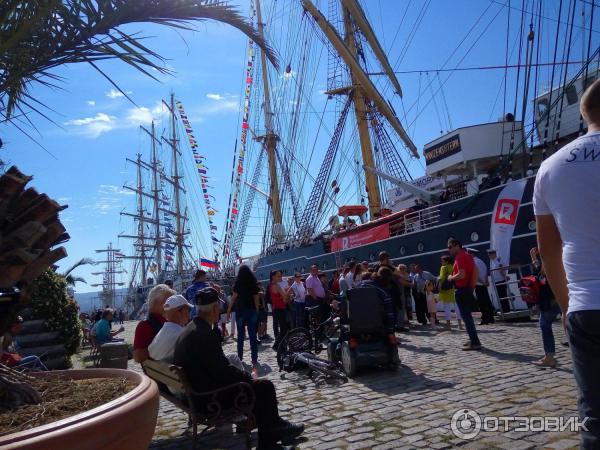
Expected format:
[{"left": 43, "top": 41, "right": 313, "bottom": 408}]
[{"left": 30, "top": 269, "right": 81, "bottom": 355}]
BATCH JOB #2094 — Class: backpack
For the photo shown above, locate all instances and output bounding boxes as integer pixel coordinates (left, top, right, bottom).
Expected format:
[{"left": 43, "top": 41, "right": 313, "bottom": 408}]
[{"left": 519, "top": 276, "right": 541, "bottom": 304}]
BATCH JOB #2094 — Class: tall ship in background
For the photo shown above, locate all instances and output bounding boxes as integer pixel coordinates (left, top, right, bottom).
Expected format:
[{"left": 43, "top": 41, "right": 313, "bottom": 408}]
[
  {"left": 117, "top": 94, "right": 216, "bottom": 314},
  {"left": 218, "top": 0, "right": 599, "bottom": 282}
]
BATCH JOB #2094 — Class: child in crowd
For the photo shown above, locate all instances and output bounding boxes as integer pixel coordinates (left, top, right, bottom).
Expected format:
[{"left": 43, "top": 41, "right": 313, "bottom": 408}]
[{"left": 425, "top": 280, "right": 437, "bottom": 328}]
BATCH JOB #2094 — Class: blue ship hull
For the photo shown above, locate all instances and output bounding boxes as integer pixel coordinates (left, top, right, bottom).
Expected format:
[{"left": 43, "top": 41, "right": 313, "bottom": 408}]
[{"left": 254, "top": 177, "right": 537, "bottom": 280}]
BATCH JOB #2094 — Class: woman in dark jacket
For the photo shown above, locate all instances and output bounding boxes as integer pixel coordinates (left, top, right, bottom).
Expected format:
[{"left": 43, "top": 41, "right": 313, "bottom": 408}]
[{"left": 227, "top": 265, "right": 260, "bottom": 375}]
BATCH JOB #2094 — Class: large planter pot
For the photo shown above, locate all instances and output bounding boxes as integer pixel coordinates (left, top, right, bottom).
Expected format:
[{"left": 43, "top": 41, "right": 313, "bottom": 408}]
[{"left": 0, "top": 368, "right": 159, "bottom": 450}]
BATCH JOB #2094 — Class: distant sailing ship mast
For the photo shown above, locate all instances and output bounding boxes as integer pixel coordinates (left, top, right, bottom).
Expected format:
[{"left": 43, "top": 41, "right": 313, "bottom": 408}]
[
  {"left": 91, "top": 242, "right": 125, "bottom": 309},
  {"left": 120, "top": 95, "right": 192, "bottom": 306}
]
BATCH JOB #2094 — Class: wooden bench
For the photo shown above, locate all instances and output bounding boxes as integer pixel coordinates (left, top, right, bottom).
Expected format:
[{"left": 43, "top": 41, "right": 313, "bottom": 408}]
[{"left": 142, "top": 359, "right": 255, "bottom": 449}]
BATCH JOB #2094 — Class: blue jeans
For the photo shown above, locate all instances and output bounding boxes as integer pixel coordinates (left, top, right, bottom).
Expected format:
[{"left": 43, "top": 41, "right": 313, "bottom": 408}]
[
  {"left": 539, "top": 304, "right": 561, "bottom": 355},
  {"left": 293, "top": 301, "right": 306, "bottom": 328},
  {"left": 455, "top": 288, "right": 481, "bottom": 346},
  {"left": 15, "top": 355, "right": 48, "bottom": 371},
  {"left": 567, "top": 311, "right": 600, "bottom": 449},
  {"left": 236, "top": 308, "right": 258, "bottom": 364}
]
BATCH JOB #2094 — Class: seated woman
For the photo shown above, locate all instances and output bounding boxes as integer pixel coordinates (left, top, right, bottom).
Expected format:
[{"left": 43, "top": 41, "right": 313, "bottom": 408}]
[
  {"left": 1, "top": 316, "right": 48, "bottom": 372},
  {"left": 94, "top": 309, "right": 125, "bottom": 345}
]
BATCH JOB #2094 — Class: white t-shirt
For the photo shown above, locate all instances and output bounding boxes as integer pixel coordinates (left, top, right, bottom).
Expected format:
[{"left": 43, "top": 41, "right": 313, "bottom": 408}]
[
  {"left": 148, "top": 321, "right": 184, "bottom": 363},
  {"left": 474, "top": 257, "right": 488, "bottom": 286},
  {"left": 489, "top": 258, "right": 506, "bottom": 283},
  {"left": 533, "top": 130, "right": 600, "bottom": 314},
  {"left": 344, "top": 271, "right": 358, "bottom": 289},
  {"left": 290, "top": 281, "right": 306, "bottom": 303}
]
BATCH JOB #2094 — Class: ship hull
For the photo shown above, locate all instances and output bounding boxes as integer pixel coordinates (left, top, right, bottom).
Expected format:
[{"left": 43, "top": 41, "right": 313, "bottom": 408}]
[{"left": 255, "top": 177, "right": 537, "bottom": 280}]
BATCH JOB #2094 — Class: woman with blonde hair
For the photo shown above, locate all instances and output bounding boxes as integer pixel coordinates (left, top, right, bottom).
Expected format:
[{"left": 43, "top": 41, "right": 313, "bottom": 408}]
[{"left": 438, "top": 255, "right": 463, "bottom": 329}]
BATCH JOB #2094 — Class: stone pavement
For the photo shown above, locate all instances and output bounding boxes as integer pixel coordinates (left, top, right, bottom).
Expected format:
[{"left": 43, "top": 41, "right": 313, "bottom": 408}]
[{"left": 106, "top": 317, "right": 580, "bottom": 449}]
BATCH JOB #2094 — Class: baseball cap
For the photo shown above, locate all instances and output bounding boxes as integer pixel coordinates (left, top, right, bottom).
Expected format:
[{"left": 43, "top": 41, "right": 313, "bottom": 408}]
[
  {"left": 194, "top": 287, "right": 220, "bottom": 306},
  {"left": 487, "top": 249, "right": 497, "bottom": 253},
  {"left": 163, "top": 294, "right": 193, "bottom": 311}
]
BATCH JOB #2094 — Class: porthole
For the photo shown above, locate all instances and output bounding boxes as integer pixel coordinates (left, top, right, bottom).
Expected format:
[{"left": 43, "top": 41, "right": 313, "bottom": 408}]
[
  {"left": 417, "top": 242, "right": 425, "bottom": 252},
  {"left": 470, "top": 231, "right": 479, "bottom": 242},
  {"left": 528, "top": 220, "right": 536, "bottom": 231},
  {"left": 400, "top": 246, "right": 406, "bottom": 256}
]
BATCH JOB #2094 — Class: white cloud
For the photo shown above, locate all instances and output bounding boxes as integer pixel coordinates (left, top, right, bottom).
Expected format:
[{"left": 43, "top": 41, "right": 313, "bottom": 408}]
[
  {"left": 126, "top": 101, "right": 169, "bottom": 125},
  {"left": 64, "top": 112, "right": 117, "bottom": 138},
  {"left": 199, "top": 93, "right": 239, "bottom": 115},
  {"left": 94, "top": 185, "right": 134, "bottom": 215},
  {"left": 106, "top": 88, "right": 132, "bottom": 99},
  {"left": 87, "top": 100, "right": 96, "bottom": 106}
]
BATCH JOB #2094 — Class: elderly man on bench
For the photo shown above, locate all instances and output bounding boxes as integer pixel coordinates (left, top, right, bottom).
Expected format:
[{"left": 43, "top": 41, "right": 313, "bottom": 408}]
[{"left": 174, "top": 287, "right": 304, "bottom": 450}]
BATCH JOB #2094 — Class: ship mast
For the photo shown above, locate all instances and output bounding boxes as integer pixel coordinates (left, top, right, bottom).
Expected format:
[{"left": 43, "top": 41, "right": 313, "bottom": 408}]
[
  {"left": 301, "top": 0, "right": 418, "bottom": 219},
  {"left": 256, "top": 0, "right": 283, "bottom": 230},
  {"left": 91, "top": 242, "right": 125, "bottom": 308},
  {"left": 342, "top": 6, "right": 382, "bottom": 217},
  {"left": 149, "top": 121, "right": 162, "bottom": 276},
  {"left": 119, "top": 153, "right": 155, "bottom": 285},
  {"left": 161, "top": 93, "right": 188, "bottom": 275}
]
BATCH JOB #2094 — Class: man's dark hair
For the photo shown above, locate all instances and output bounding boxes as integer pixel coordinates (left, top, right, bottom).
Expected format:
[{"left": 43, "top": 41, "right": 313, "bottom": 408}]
[
  {"left": 194, "top": 269, "right": 206, "bottom": 281},
  {"left": 378, "top": 251, "right": 390, "bottom": 262},
  {"left": 447, "top": 238, "right": 462, "bottom": 248},
  {"left": 374, "top": 266, "right": 393, "bottom": 287}
]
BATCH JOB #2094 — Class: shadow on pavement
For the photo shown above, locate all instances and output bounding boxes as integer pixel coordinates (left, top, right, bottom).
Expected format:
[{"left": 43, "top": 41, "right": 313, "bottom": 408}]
[
  {"left": 357, "top": 363, "right": 455, "bottom": 395},
  {"left": 480, "top": 347, "right": 538, "bottom": 363}
]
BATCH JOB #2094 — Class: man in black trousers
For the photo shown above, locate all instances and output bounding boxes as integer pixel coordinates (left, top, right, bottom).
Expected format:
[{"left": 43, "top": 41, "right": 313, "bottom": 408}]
[{"left": 174, "top": 287, "right": 304, "bottom": 450}]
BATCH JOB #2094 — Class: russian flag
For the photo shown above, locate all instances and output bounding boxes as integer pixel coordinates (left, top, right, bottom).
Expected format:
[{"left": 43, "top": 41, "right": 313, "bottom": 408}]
[{"left": 200, "top": 258, "right": 218, "bottom": 269}]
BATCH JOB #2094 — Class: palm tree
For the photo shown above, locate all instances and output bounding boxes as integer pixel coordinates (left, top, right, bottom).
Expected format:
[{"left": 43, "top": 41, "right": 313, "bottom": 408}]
[
  {"left": 59, "top": 257, "right": 96, "bottom": 286},
  {"left": 0, "top": 0, "right": 278, "bottom": 122}
]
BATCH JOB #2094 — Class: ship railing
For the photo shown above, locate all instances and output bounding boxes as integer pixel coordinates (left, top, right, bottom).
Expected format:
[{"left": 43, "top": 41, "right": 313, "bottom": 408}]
[{"left": 390, "top": 205, "right": 441, "bottom": 236}]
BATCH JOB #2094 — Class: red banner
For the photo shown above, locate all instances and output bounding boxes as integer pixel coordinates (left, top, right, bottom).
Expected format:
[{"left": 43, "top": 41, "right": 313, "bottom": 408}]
[{"left": 331, "top": 223, "right": 390, "bottom": 252}]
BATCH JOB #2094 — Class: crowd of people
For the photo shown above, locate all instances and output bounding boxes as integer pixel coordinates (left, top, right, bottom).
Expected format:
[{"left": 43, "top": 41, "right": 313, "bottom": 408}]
[{"left": 65, "top": 80, "right": 600, "bottom": 449}]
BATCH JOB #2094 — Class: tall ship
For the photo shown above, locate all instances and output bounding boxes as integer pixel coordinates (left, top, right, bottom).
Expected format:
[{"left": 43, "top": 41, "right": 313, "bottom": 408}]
[
  {"left": 117, "top": 94, "right": 217, "bottom": 313},
  {"left": 218, "top": 0, "right": 599, "bottom": 282}
]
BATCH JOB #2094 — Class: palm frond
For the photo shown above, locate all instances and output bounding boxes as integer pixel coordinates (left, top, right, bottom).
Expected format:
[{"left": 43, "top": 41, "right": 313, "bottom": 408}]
[
  {"left": 65, "top": 274, "right": 87, "bottom": 285},
  {"left": 0, "top": 0, "right": 279, "bottom": 119},
  {"left": 60, "top": 257, "right": 96, "bottom": 277}
]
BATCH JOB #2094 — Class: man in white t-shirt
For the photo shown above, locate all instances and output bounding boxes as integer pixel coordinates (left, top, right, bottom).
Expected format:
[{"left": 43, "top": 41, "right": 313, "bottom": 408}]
[
  {"left": 533, "top": 79, "right": 600, "bottom": 449},
  {"left": 468, "top": 248, "right": 494, "bottom": 325},
  {"left": 487, "top": 249, "right": 511, "bottom": 313},
  {"left": 288, "top": 273, "right": 307, "bottom": 328},
  {"left": 148, "top": 295, "right": 192, "bottom": 362}
]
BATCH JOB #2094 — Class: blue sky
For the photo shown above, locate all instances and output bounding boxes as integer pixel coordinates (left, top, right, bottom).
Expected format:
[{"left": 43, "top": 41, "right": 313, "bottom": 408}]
[{"left": 1, "top": 0, "right": 597, "bottom": 294}]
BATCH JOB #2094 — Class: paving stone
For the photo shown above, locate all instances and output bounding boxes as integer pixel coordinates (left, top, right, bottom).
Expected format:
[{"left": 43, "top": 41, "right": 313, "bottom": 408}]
[
  {"left": 92, "top": 320, "right": 581, "bottom": 450},
  {"left": 545, "top": 438, "right": 580, "bottom": 450}
]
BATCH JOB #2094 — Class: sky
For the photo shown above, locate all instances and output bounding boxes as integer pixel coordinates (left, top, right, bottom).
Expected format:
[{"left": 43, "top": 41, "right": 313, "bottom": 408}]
[{"left": 1, "top": 0, "right": 598, "bottom": 295}]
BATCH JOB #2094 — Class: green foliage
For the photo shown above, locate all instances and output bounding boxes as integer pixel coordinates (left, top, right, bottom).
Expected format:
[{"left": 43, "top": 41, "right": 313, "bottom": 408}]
[
  {"left": 29, "top": 269, "right": 81, "bottom": 356},
  {"left": 0, "top": 0, "right": 278, "bottom": 121}
]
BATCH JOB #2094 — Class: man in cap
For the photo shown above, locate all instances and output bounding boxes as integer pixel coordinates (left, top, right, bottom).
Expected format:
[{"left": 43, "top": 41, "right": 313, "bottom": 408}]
[
  {"left": 467, "top": 248, "right": 495, "bottom": 325},
  {"left": 487, "top": 249, "right": 511, "bottom": 313},
  {"left": 174, "top": 287, "right": 304, "bottom": 450},
  {"left": 148, "top": 295, "right": 192, "bottom": 362}
]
